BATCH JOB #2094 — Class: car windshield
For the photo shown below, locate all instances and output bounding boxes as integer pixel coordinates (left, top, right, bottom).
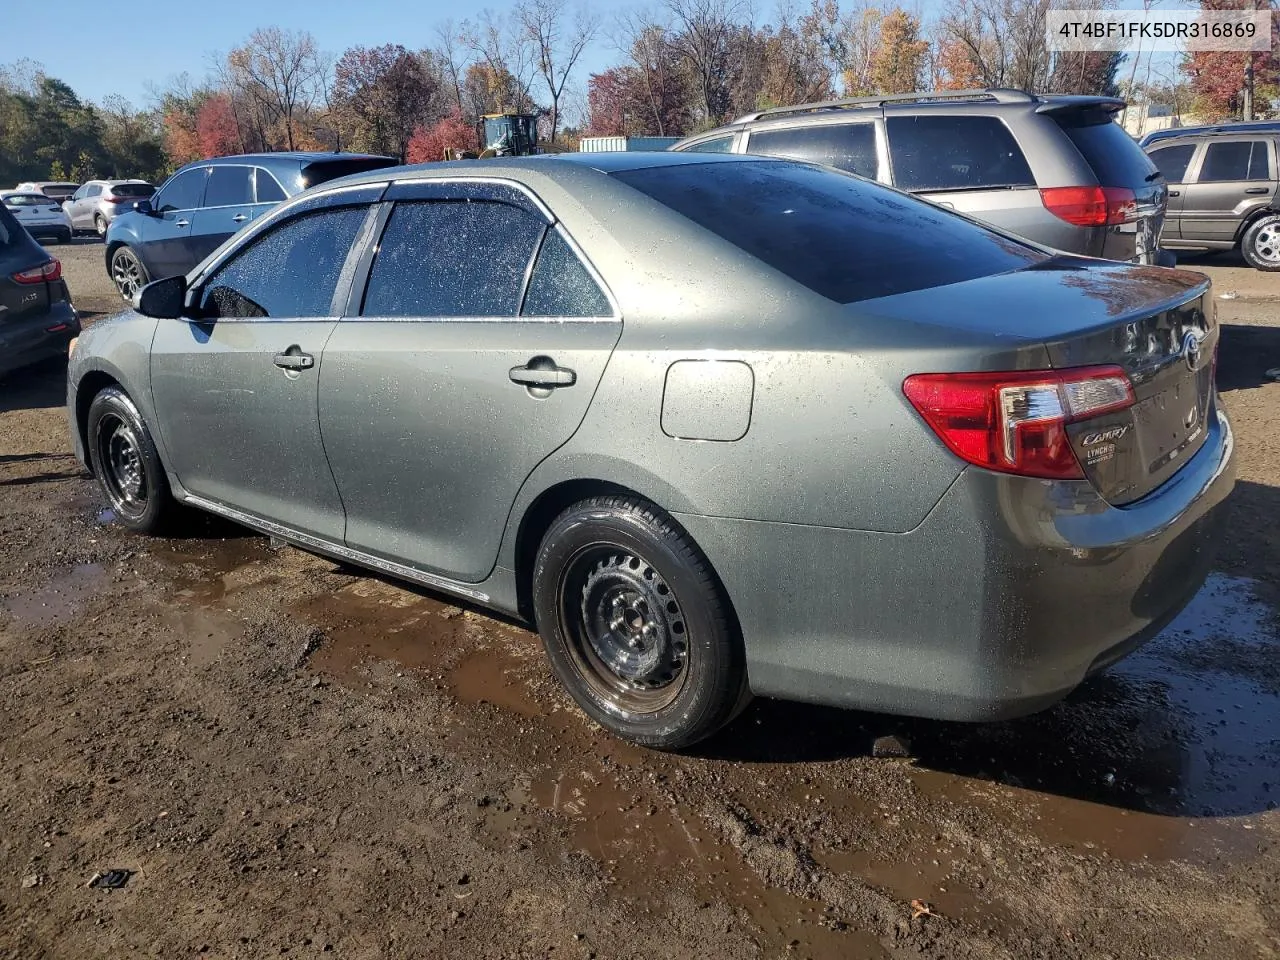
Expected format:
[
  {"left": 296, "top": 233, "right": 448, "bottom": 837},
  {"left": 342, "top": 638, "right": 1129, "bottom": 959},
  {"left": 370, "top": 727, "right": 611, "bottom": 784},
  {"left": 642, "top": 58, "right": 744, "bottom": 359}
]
[
  {"left": 3, "top": 194, "right": 58, "bottom": 207},
  {"left": 611, "top": 159, "right": 1046, "bottom": 304},
  {"left": 1055, "top": 111, "right": 1161, "bottom": 188},
  {"left": 110, "top": 182, "right": 155, "bottom": 198}
]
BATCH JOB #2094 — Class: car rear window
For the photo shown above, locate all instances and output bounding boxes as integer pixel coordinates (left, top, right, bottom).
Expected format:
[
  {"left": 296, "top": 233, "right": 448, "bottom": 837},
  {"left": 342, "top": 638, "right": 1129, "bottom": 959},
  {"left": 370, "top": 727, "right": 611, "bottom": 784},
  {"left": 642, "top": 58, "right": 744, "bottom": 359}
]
[
  {"left": 1055, "top": 110, "right": 1160, "bottom": 188},
  {"left": 612, "top": 160, "right": 1046, "bottom": 304},
  {"left": 301, "top": 157, "right": 397, "bottom": 189},
  {"left": 3, "top": 194, "right": 57, "bottom": 206},
  {"left": 0, "top": 205, "right": 18, "bottom": 248},
  {"left": 885, "top": 115, "right": 1035, "bottom": 191},
  {"left": 111, "top": 182, "right": 155, "bottom": 198}
]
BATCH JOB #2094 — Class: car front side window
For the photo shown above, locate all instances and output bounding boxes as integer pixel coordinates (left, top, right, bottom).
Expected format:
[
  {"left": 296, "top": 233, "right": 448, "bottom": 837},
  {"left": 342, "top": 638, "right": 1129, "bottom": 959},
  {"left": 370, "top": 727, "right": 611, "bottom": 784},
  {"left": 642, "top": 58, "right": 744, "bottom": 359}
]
[
  {"left": 198, "top": 206, "right": 370, "bottom": 319},
  {"left": 154, "top": 169, "right": 208, "bottom": 213},
  {"left": 360, "top": 199, "right": 546, "bottom": 317}
]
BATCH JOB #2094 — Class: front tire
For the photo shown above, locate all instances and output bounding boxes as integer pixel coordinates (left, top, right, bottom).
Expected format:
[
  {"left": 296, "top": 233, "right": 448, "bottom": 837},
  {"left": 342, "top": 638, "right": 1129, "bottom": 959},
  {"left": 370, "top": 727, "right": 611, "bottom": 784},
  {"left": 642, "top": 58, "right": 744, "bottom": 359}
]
[
  {"left": 110, "top": 245, "right": 149, "bottom": 302},
  {"left": 86, "top": 386, "right": 176, "bottom": 535},
  {"left": 532, "top": 496, "right": 749, "bottom": 750},
  {"left": 1241, "top": 213, "right": 1280, "bottom": 272}
]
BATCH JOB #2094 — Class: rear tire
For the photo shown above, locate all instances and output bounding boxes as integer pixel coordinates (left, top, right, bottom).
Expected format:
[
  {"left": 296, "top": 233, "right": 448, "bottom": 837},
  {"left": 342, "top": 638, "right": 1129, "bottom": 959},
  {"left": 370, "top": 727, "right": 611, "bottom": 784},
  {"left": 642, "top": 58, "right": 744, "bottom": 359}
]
[
  {"left": 94, "top": 214, "right": 107, "bottom": 238},
  {"left": 531, "top": 495, "right": 750, "bottom": 750},
  {"left": 110, "top": 245, "right": 149, "bottom": 302},
  {"left": 1241, "top": 213, "right": 1280, "bottom": 272},
  {"left": 86, "top": 386, "right": 176, "bottom": 535}
]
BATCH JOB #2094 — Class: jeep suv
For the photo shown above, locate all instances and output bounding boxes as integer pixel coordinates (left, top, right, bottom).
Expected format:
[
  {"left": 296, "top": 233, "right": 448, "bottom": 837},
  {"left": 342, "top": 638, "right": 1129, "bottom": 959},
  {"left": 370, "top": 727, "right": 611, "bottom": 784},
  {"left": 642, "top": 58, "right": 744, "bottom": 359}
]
[
  {"left": 104, "top": 152, "right": 397, "bottom": 301},
  {"left": 1143, "top": 130, "right": 1279, "bottom": 272},
  {"left": 672, "top": 88, "right": 1173, "bottom": 266}
]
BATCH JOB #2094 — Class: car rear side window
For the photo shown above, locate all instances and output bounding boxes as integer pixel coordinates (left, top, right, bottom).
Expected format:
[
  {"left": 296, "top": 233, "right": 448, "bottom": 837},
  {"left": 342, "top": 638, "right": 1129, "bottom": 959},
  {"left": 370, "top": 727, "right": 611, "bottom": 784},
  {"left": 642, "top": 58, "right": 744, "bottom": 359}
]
[
  {"left": 254, "top": 169, "right": 286, "bottom": 203},
  {"left": 522, "top": 230, "right": 612, "bottom": 317},
  {"left": 613, "top": 160, "right": 1045, "bottom": 304},
  {"left": 1199, "top": 140, "right": 1270, "bottom": 182},
  {"left": 205, "top": 166, "right": 253, "bottom": 207},
  {"left": 362, "top": 201, "right": 544, "bottom": 317},
  {"left": 745, "top": 124, "right": 877, "bottom": 178},
  {"left": 682, "top": 136, "right": 734, "bottom": 153},
  {"left": 1147, "top": 143, "right": 1196, "bottom": 183},
  {"left": 199, "top": 206, "right": 368, "bottom": 319},
  {"left": 885, "top": 115, "right": 1034, "bottom": 191},
  {"left": 1055, "top": 111, "right": 1160, "bottom": 188},
  {"left": 154, "top": 168, "right": 207, "bottom": 213}
]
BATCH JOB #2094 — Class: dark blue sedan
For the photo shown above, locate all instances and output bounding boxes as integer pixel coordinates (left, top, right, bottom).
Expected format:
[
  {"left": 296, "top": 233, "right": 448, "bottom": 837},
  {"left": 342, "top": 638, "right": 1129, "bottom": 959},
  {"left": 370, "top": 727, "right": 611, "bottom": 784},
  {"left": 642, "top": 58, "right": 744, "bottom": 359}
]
[{"left": 104, "top": 152, "right": 396, "bottom": 301}]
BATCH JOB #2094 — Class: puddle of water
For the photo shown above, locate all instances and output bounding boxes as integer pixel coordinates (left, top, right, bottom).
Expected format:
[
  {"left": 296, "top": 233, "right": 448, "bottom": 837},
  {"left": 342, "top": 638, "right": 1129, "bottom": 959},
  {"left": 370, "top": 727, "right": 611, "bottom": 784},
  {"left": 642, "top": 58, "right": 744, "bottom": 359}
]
[
  {"left": 449, "top": 646, "right": 543, "bottom": 718},
  {"left": 96, "top": 508, "right": 116, "bottom": 525},
  {"left": 167, "top": 606, "right": 243, "bottom": 667},
  {"left": 903, "top": 572, "right": 1279, "bottom": 862},
  {"left": 1, "top": 563, "right": 106, "bottom": 627}
]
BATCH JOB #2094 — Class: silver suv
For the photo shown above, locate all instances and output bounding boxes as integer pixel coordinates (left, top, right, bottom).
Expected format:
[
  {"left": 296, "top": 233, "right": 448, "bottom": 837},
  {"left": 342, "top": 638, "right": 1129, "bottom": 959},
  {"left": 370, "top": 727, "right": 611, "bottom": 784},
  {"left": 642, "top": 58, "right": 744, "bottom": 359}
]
[
  {"left": 64, "top": 179, "right": 156, "bottom": 237},
  {"left": 672, "top": 88, "right": 1174, "bottom": 266}
]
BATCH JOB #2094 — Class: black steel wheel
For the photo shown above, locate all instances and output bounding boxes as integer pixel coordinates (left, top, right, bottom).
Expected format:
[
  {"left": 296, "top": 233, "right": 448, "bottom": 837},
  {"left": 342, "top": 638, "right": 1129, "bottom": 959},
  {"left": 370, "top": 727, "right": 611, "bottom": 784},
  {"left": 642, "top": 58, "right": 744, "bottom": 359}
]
[
  {"left": 85, "top": 386, "right": 175, "bottom": 534},
  {"left": 110, "top": 245, "right": 148, "bottom": 302},
  {"left": 532, "top": 495, "right": 749, "bottom": 750}
]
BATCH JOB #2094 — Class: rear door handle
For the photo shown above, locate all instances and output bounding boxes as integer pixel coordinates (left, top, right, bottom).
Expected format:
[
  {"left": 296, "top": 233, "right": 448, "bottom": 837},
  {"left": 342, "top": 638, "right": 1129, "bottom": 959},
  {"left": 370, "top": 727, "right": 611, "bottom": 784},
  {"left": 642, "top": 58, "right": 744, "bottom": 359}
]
[
  {"left": 509, "top": 358, "right": 576, "bottom": 388},
  {"left": 1244, "top": 187, "right": 1270, "bottom": 195},
  {"left": 175, "top": 219, "right": 190, "bottom": 227},
  {"left": 1168, "top": 190, "right": 1180, "bottom": 197},
  {"left": 232, "top": 214, "right": 248, "bottom": 222},
  {"left": 273, "top": 352, "right": 315, "bottom": 371}
]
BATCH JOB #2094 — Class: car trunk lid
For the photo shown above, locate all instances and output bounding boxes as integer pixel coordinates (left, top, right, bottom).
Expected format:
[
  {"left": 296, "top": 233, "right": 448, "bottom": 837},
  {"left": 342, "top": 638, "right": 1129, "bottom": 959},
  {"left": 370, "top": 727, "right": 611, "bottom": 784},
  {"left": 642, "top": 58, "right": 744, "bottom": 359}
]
[{"left": 867, "top": 255, "right": 1216, "bottom": 505}]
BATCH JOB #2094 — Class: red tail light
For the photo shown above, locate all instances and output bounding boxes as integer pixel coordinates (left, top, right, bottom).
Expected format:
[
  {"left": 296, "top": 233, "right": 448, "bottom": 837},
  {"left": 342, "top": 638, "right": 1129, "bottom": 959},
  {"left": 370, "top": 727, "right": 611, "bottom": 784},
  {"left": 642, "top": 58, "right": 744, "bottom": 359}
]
[
  {"left": 902, "top": 366, "right": 1135, "bottom": 480},
  {"left": 1040, "top": 186, "right": 1138, "bottom": 227},
  {"left": 13, "top": 259, "right": 62, "bottom": 284}
]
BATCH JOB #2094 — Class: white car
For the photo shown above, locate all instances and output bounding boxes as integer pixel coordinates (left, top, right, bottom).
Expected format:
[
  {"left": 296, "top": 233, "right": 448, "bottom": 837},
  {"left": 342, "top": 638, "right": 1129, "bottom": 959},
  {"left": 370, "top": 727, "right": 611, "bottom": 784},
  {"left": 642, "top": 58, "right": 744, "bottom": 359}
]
[
  {"left": 1, "top": 191, "right": 74, "bottom": 244},
  {"left": 14, "top": 180, "right": 80, "bottom": 205}
]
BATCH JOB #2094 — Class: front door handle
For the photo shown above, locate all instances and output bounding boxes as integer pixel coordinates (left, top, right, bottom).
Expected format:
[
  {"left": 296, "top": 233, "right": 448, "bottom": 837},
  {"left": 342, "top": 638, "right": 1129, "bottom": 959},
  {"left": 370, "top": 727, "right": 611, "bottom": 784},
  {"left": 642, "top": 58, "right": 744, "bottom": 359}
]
[
  {"left": 509, "top": 357, "right": 576, "bottom": 388},
  {"left": 1244, "top": 187, "right": 1270, "bottom": 195},
  {"left": 232, "top": 213, "right": 248, "bottom": 222},
  {"left": 1168, "top": 190, "right": 1180, "bottom": 197},
  {"left": 273, "top": 351, "right": 315, "bottom": 371},
  {"left": 175, "top": 219, "right": 190, "bottom": 227}
]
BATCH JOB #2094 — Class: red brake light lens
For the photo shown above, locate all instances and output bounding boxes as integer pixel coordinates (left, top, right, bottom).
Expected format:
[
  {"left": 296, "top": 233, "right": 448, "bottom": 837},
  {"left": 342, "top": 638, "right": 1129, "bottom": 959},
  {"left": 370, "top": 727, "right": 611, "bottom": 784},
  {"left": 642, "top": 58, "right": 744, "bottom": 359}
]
[
  {"left": 902, "top": 366, "right": 1135, "bottom": 480},
  {"left": 1040, "top": 186, "right": 1139, "bottom": 227},
  {"left": 13, "top": 259, "right": 61, "bottom": 284}
]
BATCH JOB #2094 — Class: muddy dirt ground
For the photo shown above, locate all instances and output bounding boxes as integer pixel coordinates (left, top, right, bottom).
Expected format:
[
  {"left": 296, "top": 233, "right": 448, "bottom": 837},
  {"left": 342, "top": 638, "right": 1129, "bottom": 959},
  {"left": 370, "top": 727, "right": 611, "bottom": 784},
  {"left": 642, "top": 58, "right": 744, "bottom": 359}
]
[{"left": 1, "top": 240, "right": 1278, "bottom": 960}]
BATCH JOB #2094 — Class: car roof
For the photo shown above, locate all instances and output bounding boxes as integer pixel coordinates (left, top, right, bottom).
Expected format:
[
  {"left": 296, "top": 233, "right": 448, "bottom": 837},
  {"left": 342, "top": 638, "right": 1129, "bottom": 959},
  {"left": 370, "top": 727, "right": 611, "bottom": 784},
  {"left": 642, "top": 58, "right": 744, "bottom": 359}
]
[{"left": 187, "top": 151, "right": 394, "bottom": 166}]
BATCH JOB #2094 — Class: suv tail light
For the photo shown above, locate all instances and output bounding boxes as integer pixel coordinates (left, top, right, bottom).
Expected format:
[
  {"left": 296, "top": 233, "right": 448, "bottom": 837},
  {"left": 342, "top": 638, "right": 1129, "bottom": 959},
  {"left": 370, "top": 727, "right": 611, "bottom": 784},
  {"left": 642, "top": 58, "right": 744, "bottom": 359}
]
[
  {"left": 1040, "top": 186, "right": 1139, "bottom": 227},
  {"left": 902, "top": 366, "right": 1135, "bottom": 480},
  {"left": 13, "top": 259, "right": 62, "bottom": 284}
]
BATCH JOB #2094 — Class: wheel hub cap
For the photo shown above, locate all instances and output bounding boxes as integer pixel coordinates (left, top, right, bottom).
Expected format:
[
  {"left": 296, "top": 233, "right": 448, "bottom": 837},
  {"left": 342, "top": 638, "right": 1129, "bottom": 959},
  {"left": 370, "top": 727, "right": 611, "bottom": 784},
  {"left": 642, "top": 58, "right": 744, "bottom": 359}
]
[
  {"left": 108, "top": 426, "right": 143, "bottom": 501},
  {"left": 579, "top": 554, "right": 686, "bottom": 689},
  {"left": 1255, "top": 224, "right": 1280, "bottom": 264}
]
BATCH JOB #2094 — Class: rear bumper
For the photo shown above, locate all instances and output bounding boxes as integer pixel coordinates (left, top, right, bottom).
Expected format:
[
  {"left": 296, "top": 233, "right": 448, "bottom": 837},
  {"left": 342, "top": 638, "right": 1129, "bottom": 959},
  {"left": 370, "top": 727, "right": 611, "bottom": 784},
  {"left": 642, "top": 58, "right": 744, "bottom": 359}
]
[
  {"left": 675, "top": 404, "right": 1236, "bottom": 721},
  {"left": 0, "top": 300, "right": 80, "bottom": 379}
]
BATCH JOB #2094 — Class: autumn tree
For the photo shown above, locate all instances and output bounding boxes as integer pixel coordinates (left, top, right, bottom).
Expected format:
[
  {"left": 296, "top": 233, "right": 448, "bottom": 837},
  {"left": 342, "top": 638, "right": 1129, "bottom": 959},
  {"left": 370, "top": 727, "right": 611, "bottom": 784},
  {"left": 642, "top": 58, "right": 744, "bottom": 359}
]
[
  {"left": 666, "top": 0, "right": 748, "bottom": 125},
  {"left": 461, "top": 10, "right": 539, "bottom": 114},
  {"left": 612, "top": 13, "right": 692, "bottom": 135},
  {"left": 406, "top": 109, "right": 477, "bottom": 162},
  {"left": 334, "top": 44, "right": 438, "bottom": 160},
  {"left": 1182, "top": 0, "right": 1279, "bottom": 120},
  {"left": 939, "top": 0, "right": 1054, "bottom": 92},
  {"left": 223, "top": 27, "right": 328, "bottom": 150},
  {"left": 869, "top": 10, "right": 928, "bottom": 93},
  {"left": 758, "top": 16, "right": 834, "bottom": 108},
  {"left": 800, "top": 0, "right": 883, "bottom": 96},
  {"left": 930, "top": 36, "right": 983, "bottom": 89}
]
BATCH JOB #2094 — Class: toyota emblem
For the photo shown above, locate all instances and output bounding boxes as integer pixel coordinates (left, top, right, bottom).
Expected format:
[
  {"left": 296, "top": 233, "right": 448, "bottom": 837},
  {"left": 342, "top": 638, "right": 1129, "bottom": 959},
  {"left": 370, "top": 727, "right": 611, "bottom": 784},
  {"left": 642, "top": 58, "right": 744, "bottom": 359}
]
[{"left": 1181, "top": 331, "right": 1204, "bottom": 372}]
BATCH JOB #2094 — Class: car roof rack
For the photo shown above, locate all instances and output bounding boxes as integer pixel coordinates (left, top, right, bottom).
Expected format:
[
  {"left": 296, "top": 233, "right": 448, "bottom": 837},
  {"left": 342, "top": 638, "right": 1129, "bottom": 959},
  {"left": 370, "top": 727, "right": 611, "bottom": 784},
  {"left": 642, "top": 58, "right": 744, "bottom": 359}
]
[
  {"left": 732, "top": 88, "right": 1037, "bottom": 124},
  {"left": 1143, "top": 120, "right": 1280, "bottom": 143}
]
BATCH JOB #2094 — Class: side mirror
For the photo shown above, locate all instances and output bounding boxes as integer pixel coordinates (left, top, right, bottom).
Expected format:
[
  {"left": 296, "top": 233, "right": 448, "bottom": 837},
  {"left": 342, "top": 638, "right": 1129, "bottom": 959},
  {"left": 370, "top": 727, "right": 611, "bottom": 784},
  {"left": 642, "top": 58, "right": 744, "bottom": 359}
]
[
  {"left": 133, "top": 199, "right": 154, "bottom": 216},
  {"left": 134, "top": 275, "right": 187, "bottom": 319}
]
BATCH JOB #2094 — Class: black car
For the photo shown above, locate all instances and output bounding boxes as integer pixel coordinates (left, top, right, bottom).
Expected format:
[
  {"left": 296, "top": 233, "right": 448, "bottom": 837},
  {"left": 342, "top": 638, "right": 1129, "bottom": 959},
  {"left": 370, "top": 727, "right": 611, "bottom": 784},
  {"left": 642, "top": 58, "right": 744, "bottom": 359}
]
[
  {"left": 104, "top": 151, "right": 397, "bottom": 301},
  {"left": 0, "top": 203, "right": 79, "bottom": 379}
]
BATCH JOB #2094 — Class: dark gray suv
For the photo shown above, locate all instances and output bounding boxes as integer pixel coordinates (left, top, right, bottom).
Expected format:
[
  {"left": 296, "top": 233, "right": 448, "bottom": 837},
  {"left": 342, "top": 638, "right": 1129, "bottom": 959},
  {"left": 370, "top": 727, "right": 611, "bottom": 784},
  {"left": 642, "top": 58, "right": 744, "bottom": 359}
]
[
  {"left": 672, "top": 88, "right": 1173, "bottom": 266},
  {"left": 1144, "top": 131, "right": 1279, "bottom": 271}
]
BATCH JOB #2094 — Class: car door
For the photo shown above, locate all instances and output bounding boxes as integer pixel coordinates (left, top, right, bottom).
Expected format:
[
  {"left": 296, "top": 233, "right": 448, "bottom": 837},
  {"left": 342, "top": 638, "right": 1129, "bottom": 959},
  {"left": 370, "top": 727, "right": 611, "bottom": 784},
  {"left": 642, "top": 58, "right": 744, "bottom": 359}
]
[
  {"left": 1179, "top": 138, "right": 1275, "bottom": 244},
  {"left": 318, "top": 181, "right": 622, "bottom": 583},
  {"left": 1145, "top": 142, "right": 1199, "bottom": 240},
  {"left": 188, "top": 165, "right": 255, "bottom": 267},
  {"left": 141, "top": 167, "right": 209, "bottom": 278},
  {"left": 741, "top": 121, "right": 881, "bottom": 180},
  {"left": 148, "top": 197, "right": 379, "bottom": 541},
  {"left": 66, "top": 184, "right": 87, "bottom": 228}
]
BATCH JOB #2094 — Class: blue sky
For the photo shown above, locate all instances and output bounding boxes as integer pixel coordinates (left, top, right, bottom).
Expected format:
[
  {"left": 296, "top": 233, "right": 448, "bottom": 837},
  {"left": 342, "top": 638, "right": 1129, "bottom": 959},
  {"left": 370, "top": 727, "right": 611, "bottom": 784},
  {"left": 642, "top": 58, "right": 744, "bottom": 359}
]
[
  {"left": 25, "top": 0, "right": 1198, "bottom": 110},
  {"left": 25, "top": 0, "right": 672, "bottom": 108}
]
